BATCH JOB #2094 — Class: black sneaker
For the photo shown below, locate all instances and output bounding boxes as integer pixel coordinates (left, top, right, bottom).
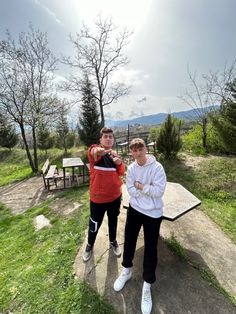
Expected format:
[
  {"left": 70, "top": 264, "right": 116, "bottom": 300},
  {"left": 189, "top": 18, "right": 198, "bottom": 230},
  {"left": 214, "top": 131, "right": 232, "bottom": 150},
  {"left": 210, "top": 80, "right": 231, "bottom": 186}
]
[
  {"left": 82, "top": 244, "right": 93, "bottom": 262},
  {"left": 110, "top": 240, "right": 122, "bottom": 257}
]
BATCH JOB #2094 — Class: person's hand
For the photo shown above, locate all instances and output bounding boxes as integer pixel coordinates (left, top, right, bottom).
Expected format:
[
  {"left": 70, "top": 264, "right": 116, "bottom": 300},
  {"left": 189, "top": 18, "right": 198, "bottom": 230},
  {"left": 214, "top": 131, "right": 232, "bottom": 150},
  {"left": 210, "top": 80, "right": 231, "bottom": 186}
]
[
  {"left": 110, "top": 150, "right": 118, "bottom": 157},
  {"left": 134, "top": 181, "right": 143, "bottom": 190},
  {"left": 112, "top": 156, "right": 122, "bottom": 165},
  {"left": 109, "top": 151, "right": 122, "bottom": 165},
  {"left": 92, "top": 147, "right": 112, "bottom": 161}
]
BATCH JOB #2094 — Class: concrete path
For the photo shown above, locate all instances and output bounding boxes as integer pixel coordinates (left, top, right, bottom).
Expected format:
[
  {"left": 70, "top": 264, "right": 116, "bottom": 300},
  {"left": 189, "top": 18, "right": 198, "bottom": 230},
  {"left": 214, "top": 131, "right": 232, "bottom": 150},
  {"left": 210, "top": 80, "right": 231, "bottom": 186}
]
[
  {"left": 161, "top": 209, "right": 236, "bottom": 297},
  {"left": 0, "top": 176, "right": 74, "bottom": 214},
  {"left": 74, "top": 204, "right": 236, "bottom": 314},
  {"left": 0, "top": 177, "right": 45, "bottom": 214}
]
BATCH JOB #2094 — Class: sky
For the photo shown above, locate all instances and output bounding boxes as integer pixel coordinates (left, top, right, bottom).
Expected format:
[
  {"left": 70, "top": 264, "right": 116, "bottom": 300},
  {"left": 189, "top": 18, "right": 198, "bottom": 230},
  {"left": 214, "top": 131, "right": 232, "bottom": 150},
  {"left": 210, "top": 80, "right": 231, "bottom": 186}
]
[{"left": 1, "top": 0, "right": 236, "bottom": 121}]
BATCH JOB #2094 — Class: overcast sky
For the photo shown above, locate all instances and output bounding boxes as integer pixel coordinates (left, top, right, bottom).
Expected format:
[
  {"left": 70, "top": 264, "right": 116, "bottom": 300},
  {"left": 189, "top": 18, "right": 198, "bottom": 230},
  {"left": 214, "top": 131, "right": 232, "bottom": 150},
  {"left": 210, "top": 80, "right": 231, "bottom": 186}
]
[{"left": 1, "top": 0, "right": 236, "bottom": 121}]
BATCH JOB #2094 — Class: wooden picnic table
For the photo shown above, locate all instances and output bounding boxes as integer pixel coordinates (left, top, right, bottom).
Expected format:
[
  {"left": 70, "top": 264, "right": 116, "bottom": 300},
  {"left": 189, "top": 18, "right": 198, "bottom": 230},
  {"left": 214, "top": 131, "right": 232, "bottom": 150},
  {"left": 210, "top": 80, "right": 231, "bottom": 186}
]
[
  {"left": 122, "top": 182, "right": 201, "bottom": 221},
  {"left": 62, "top": 158, "right": 85, "bottom": 188}
]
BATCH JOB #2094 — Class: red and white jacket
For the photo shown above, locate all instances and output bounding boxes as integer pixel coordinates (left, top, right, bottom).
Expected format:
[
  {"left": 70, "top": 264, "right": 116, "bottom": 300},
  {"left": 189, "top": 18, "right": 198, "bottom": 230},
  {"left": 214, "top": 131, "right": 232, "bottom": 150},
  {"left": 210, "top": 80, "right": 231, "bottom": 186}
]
[{"left": 88, "top": 144, "right": 125, "bottom": 203}]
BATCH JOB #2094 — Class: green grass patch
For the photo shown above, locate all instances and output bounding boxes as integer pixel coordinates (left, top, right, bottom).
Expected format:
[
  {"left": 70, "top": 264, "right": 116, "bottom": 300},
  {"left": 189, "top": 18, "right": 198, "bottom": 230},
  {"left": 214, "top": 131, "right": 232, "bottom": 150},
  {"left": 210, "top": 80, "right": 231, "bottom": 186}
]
[
  {"left": 0, "top": 148, "right": 33, "bottom": 186},
  {"left": 0, "top": 187, "right": 116, "bottom": 313},
  {"left": 0, "top": 147, "right": 83, "bottom": 187},
  {"left": 165, "top": 233, "right": 187, "bottom": 259},
  {"left": 162, "top": 155, "right": 236, "bottom": 244}
]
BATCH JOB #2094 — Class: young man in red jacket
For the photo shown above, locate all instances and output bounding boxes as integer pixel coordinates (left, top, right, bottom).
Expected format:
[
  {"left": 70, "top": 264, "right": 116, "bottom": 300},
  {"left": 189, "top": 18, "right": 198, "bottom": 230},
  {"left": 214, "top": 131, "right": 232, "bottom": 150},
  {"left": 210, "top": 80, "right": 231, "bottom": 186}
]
[{"left": 83, "top": 127, "right": 125, "bottom": 262}]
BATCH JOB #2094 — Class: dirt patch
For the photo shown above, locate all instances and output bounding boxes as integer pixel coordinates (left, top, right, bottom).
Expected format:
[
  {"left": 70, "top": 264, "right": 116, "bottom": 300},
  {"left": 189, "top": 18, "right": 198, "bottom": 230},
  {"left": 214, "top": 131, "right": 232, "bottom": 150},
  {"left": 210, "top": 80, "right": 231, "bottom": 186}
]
[
  {"left": 0, "top": 176, "right": 46, "bottom": 214},
  {"left": 183, "top": 154, "right": 217, "bottom": 168},
  {"left": 50, "top": 198, "right": 82, "bottom": 215}
]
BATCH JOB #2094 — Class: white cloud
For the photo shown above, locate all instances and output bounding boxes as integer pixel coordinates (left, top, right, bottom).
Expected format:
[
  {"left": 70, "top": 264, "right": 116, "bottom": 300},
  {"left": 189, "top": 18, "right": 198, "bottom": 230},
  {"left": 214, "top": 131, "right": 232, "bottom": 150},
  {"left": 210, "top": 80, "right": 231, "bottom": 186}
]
[
  {"left": 111, "top": 68, "right": 149, "bottom": 87},
  {"left": 105, "top": 93, "right": 190, "bottom": 120}
]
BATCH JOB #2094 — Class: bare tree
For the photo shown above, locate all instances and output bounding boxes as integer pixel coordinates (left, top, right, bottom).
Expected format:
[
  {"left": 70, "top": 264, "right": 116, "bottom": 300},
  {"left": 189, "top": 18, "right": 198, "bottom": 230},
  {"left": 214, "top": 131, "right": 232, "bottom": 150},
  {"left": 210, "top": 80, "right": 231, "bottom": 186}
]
[
  {"left": 204, "top": 60, "right": 236, "bottom": 153},
  {"left": 180, "top": 61, "right": 236, "bottom": 150},
  {"left": 204, "top": 59, "right": 236, "bottom": 104},
  {"left": 0, "top": 25, "right": 59, "bottom": 172},
  {"left": 63, "top": 15, "right": 132, "bottom": 126},
  {"left": 0, "top": 44, "right": 35, "bottom": 169},
  {"left": 179, "top": 66, "right": 216, "bottom": 149}
]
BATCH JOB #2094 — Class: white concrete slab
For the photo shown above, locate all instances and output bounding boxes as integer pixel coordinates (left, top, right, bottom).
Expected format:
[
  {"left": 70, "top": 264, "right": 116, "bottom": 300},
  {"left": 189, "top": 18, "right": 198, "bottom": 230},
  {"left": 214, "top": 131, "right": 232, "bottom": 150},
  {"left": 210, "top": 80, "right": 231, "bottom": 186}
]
[{"left": 122, "top": 182, "right": 201, "bottom": 221}]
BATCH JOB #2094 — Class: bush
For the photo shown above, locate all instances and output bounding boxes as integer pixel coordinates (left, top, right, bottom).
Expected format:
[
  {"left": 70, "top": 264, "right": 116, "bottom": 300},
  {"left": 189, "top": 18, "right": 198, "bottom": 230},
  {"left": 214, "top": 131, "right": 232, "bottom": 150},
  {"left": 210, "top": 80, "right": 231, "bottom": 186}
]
[
  {"left": 156, "top": 114, "right": 182, "bottom": 159},
  {"left": 182, "top": 123, "right": 225, "bottom": 154}
]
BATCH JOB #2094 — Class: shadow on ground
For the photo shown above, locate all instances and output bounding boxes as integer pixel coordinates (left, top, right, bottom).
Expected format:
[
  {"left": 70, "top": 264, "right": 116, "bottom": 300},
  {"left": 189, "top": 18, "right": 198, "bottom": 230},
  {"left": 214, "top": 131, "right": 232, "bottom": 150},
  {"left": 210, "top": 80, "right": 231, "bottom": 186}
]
[{"left": 74, "top": 208, "right": 236, "bottom": 314}]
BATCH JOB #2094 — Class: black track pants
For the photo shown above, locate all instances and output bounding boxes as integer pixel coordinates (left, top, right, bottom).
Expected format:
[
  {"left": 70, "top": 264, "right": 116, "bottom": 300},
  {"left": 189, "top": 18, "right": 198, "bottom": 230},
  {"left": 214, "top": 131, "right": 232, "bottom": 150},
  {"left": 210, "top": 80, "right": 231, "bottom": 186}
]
[
  {"left": 122, "top": 205, "right": 162, "bottom": 283},
  {"left": 87, "top": 196, "right": 121, "bottom": 247}
]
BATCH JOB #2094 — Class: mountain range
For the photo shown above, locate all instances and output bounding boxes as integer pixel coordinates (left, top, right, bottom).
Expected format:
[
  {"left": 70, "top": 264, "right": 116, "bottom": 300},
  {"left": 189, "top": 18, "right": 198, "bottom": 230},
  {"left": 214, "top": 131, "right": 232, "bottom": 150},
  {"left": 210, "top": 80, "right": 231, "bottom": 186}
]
[{"left": 106, "top": 106, "right": 218, "bottom": 127}]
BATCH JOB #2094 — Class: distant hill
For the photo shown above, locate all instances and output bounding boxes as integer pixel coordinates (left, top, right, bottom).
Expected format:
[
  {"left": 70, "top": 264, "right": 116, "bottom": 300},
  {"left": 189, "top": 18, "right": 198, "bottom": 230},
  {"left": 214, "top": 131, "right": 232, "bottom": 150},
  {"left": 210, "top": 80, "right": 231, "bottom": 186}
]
[{"left": 106, "top": 106, "right": 218, "bottom": 127}]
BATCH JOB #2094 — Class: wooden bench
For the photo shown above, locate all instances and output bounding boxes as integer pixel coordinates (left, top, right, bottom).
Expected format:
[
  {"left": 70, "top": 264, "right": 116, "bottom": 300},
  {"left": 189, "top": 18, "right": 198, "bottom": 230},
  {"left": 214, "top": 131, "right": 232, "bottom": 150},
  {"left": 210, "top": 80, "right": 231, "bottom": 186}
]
[{"left": 42, "top": 159, "right": 59, "bottom": 190}]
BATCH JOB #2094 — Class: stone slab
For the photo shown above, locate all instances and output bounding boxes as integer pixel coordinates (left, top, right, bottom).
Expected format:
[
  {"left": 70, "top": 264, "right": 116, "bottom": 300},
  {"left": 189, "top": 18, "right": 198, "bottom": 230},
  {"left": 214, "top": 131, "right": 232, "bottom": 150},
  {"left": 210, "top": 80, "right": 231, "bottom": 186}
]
[
  {"left": 34, "top": 214, "right": 52, "bottom": 231},
  {"left": 122, "top": 182, "right": 201, "bottom": 221}
]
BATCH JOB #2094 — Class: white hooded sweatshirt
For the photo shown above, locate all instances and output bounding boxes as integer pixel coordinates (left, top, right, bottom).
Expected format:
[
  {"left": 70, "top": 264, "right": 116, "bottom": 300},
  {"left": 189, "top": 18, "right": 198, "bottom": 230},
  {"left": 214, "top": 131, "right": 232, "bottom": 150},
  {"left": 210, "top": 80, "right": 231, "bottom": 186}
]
[{"left": 126, "top": 155, "right": 167, "bottom": 218}]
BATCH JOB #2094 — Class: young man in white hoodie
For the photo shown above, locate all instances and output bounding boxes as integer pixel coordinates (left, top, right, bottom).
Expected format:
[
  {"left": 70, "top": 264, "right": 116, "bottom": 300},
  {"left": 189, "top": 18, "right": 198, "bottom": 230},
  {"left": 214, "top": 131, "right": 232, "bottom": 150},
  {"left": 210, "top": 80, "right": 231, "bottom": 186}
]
[{"left": 113, "top": 138, "right": 167, "bottom": 314}]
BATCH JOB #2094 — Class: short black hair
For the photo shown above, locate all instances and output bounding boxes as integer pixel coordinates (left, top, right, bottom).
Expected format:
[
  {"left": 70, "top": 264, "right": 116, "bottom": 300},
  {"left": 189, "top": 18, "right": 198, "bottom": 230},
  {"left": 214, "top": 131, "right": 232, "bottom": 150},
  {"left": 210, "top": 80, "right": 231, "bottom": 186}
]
[{"left": 100, "top": 127, "right": 114, "bottom": 138}]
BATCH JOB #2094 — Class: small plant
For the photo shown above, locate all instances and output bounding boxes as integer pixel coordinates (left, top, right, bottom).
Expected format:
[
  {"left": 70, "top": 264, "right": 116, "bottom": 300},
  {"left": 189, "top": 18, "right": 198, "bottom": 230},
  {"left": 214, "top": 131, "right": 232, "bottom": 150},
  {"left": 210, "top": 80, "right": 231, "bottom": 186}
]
[{"left": 165, "top": 233, "right": 187, "bottom": 259}]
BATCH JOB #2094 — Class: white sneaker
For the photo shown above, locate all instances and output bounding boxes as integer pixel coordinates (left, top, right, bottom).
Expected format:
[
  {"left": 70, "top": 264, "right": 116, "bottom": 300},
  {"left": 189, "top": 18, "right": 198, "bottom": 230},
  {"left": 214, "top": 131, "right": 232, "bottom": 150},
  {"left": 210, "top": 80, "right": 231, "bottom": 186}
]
[
  {"left": 113, "top": 268, "right": 132, "bottom": 292},
  {"left": 141, "top": 286, "right": 152, "bottom": 314},
  {"left": 82, "top": 244, "right": 93, "bottom": 262},
  {"left": 110, "top": 240, "right": 122, "bottom": 257}
]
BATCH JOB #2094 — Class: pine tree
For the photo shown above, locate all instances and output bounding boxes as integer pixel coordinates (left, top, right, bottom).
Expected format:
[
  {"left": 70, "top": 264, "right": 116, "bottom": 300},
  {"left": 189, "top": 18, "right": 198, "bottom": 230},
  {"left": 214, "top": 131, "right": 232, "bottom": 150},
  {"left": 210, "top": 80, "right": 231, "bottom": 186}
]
[
  {"left": 37, "top": 123, "right": 54, "bottom": 154},
  {"left": 78, "top": 76, "right": 101, "bottom": 147},
  {"left": 156, "top": 114, "right": 182, "bottom": 159},
  {"left": 0, "top": 113, "right": 18, "bottom": 149},
  {"left": 211, "top": 79, "right": 236, "bottom": 153}
]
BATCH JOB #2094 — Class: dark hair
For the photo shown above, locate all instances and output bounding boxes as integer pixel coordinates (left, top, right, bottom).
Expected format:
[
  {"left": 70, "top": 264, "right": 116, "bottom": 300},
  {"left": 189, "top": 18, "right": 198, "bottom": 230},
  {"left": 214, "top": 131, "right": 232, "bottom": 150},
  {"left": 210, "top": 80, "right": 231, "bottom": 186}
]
[
  {"left": 129, "top": 138, "right": 146, "bottom": 150},
  {"left": 100, "top": 127, "right": 114, "bottom": 138}
]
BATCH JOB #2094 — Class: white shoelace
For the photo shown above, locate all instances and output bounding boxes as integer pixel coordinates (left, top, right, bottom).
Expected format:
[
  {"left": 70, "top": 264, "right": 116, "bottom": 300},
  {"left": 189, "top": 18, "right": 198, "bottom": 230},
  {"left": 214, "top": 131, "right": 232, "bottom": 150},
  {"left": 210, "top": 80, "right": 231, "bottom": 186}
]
[
  {"left": 121, "top": 271, "right": 129, "bottom": 277},
  {"left": 142, "top": 289, "right": 151, "bottom": 302}
]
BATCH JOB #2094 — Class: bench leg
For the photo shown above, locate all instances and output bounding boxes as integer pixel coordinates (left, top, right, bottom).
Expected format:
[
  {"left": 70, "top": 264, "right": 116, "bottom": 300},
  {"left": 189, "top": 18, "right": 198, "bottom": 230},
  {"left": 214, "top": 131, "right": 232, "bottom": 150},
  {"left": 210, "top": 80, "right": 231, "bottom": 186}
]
[
  {"left": 47, "top": 179, "right": 50, "bottom": 191},
  {"left": 43, "top": 178, "right": 47, "bottom": 189}
]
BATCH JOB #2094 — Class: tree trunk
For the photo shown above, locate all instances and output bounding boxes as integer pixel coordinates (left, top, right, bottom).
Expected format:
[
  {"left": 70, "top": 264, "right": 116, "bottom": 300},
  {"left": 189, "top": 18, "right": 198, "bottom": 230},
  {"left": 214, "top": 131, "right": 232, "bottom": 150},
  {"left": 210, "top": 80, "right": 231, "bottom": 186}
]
[
  {"left": 64, "top": 138, "right": 67, "bottom": 155},
  {"left": 19, "top": 123, "right": 36, "bottom": 172},
  {"left": 202, "top": 118, "right": 207, "bottom": 149},
  {"left": 32, "top": 126, "right": 38, "bottom": 172},
  {"left": 99, "top": 99, "right": 105, "bottom": 127}
]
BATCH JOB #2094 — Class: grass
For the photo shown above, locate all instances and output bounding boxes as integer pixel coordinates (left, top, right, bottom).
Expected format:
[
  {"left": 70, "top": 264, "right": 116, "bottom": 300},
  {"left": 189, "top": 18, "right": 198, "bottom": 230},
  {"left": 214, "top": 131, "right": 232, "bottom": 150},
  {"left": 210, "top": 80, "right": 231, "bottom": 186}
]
[
  {"left": 162, "top": 154, "right": 236, "bottom": 244},
  {"left": 165, "top": 233, "right": 187, "bottom": 259},
  {"left": 165, "top": 233, "right": 236, "bottom": 307},
  {"left": 0, "top": 148, "right": 33, "bottom": 186},
  {"left": 0, "top": 187, "right": 116, "bottom": 313},
  {"left": 0, "top": 147, "right": 81, "bottom": 187}
]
